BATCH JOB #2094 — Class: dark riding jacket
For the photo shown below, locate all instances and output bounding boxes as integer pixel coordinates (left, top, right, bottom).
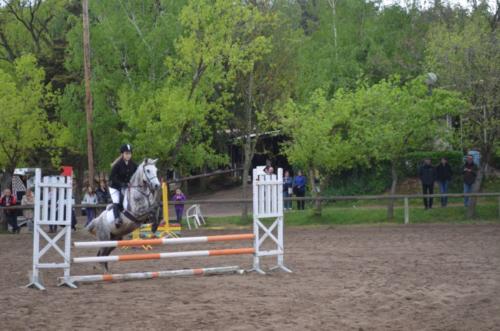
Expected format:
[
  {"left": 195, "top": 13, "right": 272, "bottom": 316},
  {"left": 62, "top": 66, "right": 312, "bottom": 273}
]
[{"left": 109, "top": 158, "right": 138, "bottom": 190}]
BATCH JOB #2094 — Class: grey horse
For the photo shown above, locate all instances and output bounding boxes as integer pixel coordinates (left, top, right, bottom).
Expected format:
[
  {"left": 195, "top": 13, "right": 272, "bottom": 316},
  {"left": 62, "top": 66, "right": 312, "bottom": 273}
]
[{"left": 86, "top": 158, "right": 162, "bottom": 271}]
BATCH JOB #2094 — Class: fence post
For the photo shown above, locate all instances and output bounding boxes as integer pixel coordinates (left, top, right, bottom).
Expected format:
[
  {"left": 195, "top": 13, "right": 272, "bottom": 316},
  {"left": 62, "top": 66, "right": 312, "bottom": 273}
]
[{"left": 404, "top": 197, "right": 409, "bottom": 224}]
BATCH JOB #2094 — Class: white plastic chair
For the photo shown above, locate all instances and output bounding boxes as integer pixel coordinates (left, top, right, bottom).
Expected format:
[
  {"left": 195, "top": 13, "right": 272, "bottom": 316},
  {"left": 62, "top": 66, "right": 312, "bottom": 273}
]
[{"left": 185, "top": 204, "right": 206, "bottom": 230}]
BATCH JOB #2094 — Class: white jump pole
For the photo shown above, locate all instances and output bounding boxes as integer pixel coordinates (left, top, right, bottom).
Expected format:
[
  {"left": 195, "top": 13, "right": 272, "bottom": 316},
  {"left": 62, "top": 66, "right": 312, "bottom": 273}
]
[
  {"left": 74, "top": 233, "right": 254, "bottom": 249},
  {"left": 73, "top": 247, "right": 256, "bottom": 264},
  {"left": 62, "top": 266, "right": 243, "bottom": 284}
]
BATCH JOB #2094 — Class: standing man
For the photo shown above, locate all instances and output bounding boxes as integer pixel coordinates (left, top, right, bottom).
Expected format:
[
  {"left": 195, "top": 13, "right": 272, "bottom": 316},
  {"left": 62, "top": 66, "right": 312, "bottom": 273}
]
[
  {"left": 293, "top": 170, "right": 307, "bottom": 210},
  {"left": 436, "top": 157, "right": 452, "bottom": 207},
  {"left": 463, "top": 154, "right": 478, "bottom": 207},
  {"left": 419, "top": 158, "right": 436, "bottom": 209}
]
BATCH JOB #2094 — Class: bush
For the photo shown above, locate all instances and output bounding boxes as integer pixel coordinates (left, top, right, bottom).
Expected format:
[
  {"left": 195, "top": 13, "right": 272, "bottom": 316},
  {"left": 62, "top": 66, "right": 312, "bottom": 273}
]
[
  {"left": 320, "top": 151, "right": 465, "bottom": 196},
  {"left": 323, "top": 163, "right": 392, "bottom": 196}
]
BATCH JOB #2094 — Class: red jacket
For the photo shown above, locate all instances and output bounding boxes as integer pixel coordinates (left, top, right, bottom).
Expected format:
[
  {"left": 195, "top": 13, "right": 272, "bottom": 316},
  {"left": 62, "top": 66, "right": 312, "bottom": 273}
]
[{"left": 0, "top": 195, "right": 17, "bottom": 215}]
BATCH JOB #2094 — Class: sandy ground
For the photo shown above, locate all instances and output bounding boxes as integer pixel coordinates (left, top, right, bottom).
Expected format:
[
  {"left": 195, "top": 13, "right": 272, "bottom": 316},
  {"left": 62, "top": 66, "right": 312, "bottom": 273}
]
[{"left": 1, "top": 223, "right": 499, "bottom": 331}]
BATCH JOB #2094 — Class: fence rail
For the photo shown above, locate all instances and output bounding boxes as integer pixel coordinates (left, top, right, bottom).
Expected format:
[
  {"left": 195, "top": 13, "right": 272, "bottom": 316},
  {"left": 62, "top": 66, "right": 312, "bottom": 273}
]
[{"left": 2, "top": 192, "right": 499, "bottom": 225}]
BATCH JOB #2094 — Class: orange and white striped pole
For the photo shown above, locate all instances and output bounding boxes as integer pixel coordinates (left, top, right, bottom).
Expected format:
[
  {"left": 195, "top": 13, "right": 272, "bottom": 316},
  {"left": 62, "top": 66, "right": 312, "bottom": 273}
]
[
  {"left": 73, "top": 247, "right": 255, "bottom": 264},
  {"left": 74, "top": 233, "right": 254, "bottom": 249},
  {"left": 63, "top": 266, "right": 243, "bottom": 284}
]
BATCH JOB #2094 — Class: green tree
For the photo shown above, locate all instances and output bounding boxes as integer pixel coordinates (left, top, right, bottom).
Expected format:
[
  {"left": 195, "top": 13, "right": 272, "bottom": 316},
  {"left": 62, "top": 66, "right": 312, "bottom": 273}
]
[
  {"left": 0, "top": 55, "right": 53, "bottom": 189},
  {"left": 62, "top": 0, "right": 187, "bottom": 174},
  {"left": 168, "top": 0, "right": 296, "bottom": 215},
  {"left": 279, "top": 88, "right": 367, "bottom": 215},
  {"left": 426, "top": 9, "right": 499, "bottom": 216},
  {"left": 280, "top": 76, "right": 465, "bottom": 217},
  {"left": 348, "top": 77, "right": 466, "bottom": 218}
]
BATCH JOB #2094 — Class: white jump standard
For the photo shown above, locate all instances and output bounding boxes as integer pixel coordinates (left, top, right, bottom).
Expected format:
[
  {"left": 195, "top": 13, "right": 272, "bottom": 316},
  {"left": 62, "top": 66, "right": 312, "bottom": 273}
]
[{"left": 27, "top": 168, "right": 291, "bottom": 289}]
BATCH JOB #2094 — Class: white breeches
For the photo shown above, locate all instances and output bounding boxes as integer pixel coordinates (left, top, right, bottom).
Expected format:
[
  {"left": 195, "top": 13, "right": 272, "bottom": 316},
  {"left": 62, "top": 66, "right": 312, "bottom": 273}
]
[
  {"left": 109, "top": 187, "right": 121, "bottom": 204},
  {"left": 109, "top": 187, "right": 129, "bottom": 210}
]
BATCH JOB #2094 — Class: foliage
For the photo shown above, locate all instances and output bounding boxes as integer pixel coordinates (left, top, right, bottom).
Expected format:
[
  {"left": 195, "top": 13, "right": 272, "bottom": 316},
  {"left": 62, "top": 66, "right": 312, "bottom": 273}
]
[
  {"left": 279, "top": 88, "right": 364, "bottom": 176},
  {"left": 0, "top": 55, "right": 52, "bottom": 171},
  {"left": 425, "top": 10, "right": 500, "bottom": 165},
  {"left": 280, "top": 76, "right": 466, "bottom": 177},
  {"left": 0, "top": 0, "right": 496, "bottom": 195}
]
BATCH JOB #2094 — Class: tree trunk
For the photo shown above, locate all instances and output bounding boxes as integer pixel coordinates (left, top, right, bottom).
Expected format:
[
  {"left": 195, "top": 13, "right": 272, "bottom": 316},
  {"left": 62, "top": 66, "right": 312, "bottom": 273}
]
[
  {"left": 241, "top": 149, "right": 252, "bottom": 219},
  {"left": 466, "top": 161, "right": 487, "bottom": 219},
  {"left": 387, "top": 161, "right": 398, "bottom": 220},
  {"left": 0, "top": 170, "right": 13, "bottom": 231},
  {"left": 0, "top": 171, "right": 13, "bottom": 192},
  {"left": 309, "top": 168, "right": 322, "bottom": 216},
  {"left": 82, "top": 0, "right": 95, "bottom": 191},
  {"left": 241, "top": 72, "right": 255, "bottom": 220},
  {"left": 199, "top": 165, "right": 208, "bottom": 192}
]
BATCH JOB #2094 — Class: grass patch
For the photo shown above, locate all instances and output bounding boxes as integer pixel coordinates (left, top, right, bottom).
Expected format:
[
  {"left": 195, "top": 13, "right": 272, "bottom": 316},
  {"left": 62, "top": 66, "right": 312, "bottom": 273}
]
[{"left": 202, "top": 203, "right": 499, "bottom": 228}]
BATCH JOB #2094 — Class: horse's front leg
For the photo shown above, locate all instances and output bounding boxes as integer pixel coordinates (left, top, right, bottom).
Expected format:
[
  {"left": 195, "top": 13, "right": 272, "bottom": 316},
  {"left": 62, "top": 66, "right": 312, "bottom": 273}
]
[{"left": 150, "top": 206, "right": 162, "bottom": 234}]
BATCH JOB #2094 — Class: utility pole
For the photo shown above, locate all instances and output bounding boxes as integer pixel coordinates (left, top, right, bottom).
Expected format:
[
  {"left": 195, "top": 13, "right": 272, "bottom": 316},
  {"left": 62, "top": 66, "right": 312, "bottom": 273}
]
[{"left": 82, "top": 0, "right": 95, "bottom": 190}]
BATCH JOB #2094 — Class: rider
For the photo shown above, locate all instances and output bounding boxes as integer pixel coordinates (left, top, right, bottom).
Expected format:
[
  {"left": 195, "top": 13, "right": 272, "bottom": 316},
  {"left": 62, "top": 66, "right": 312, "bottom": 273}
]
[{"left": 109, "top": 144, "right": 138, "bottom": 227}]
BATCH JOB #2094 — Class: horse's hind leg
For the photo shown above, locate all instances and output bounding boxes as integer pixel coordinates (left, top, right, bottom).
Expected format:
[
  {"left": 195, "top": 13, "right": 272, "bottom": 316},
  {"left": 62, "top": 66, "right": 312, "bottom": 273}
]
[
  {"left": 99, "top": 246, "right": 116, "bottom": 273},
  {"left": 94, "top": 221, "right": 113, "bottom": 272}
]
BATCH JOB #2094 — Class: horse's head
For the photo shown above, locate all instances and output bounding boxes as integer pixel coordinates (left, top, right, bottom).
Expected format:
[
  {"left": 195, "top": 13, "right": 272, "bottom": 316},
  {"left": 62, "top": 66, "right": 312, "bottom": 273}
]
[{"left": 141, "top": 158, "right": 161, "bottom": 191}]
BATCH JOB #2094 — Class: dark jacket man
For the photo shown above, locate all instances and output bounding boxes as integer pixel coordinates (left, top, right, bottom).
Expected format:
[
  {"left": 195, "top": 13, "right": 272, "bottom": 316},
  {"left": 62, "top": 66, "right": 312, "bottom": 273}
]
[
  {"left": 436, "top": 162, "right": 452, "bottom": 182},
  {"left": 463, "top": 160, "right": 478, "bottom": 185},
  {"left": 419, "top": 162, "right": 436, "bottom": 185}
]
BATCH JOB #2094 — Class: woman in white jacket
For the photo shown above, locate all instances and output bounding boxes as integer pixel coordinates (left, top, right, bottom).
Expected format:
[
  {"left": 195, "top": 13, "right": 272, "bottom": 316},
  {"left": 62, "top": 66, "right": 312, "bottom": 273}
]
[{"left": 82, "top": 186, "right": 98, "bottom": 226}]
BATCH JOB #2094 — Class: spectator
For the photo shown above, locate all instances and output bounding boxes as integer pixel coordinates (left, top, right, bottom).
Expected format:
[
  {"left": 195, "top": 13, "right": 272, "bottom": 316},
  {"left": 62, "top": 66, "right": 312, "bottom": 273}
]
[
  {"left": 82, "top": 186, "right": 98, "bottom": 226},
  {"left": 21, "top": 188, "right": 34, "bottom": 232},
  {"left": 293, "top": 170, "right": 307, "bottom": 210},
  {"left": 0, "top": 189, "right": 19, "bottom": 233},
  {"left": 436, "top": 157, "right": 452, "bottom": 207},
  {"left": 12, "top": 175, "right": 26, "bottom": 203},
  {"left": 419, "top": 158, "right": 436, "bottom": 209},
  {"left": 172, "top": 188, "right": 186, "bottom": 224},
  {"left": 96, "top": 181, "right": 111, "bottom": 204},
  {"left": 463, "top": 155, "right": 478, "bottom": 207},
  {"left": 283, "top": 171, "right": 293, "bottom": 211},
  {"left": 264, "top": 165, "right": 274, "bottom": 175}
]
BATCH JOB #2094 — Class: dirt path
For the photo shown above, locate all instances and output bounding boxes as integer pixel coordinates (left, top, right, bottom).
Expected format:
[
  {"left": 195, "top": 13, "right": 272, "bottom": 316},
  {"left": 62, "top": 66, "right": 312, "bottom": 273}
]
[{"left": 1, "top": 223, "right": 499, "bottom": 330}]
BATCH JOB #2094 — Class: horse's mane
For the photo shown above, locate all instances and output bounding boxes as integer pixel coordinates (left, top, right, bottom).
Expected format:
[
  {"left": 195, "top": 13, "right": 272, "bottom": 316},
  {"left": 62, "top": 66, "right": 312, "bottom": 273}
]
[{"left": 129, "top": 160, "right": 146, "bottom": 185}]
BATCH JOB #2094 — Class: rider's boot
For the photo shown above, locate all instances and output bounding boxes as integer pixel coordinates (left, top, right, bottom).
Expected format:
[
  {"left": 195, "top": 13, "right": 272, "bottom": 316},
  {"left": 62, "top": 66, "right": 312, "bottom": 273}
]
[{"left": 113, "top": 203, "right": 122, "bottom": 228}]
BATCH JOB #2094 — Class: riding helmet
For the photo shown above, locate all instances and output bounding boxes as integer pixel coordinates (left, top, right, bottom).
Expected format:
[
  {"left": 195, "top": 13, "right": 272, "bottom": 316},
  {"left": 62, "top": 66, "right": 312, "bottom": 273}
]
[{"left": 120, "top": 144, "right": 133, "bottom": 153}]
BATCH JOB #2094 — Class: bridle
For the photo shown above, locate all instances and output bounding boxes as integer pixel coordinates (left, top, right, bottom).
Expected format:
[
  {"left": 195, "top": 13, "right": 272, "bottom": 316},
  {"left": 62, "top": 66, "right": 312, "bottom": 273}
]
[
  {"left": 126, "top": 162, "right": 160, "bottom": 215},
  {"left": 142, "top": 163, "right": 160, "bottom": 192}
]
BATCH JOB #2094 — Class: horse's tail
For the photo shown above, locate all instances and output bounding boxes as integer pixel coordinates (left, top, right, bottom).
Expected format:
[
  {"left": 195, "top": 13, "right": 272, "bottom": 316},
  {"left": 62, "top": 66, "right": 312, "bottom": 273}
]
[{"left": 85, "top": 217, "right": 98, "bottom": 235}]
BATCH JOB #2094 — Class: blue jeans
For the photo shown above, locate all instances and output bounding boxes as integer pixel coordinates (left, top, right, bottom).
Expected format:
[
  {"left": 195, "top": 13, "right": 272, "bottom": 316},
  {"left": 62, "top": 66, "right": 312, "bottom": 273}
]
[
  {"left": 464, "top": 183, "right": 473, "bottom": 206},
  {"left": 438, "top": 181, "right": 449, "bottom": 206},
  {"left": 85, "top": 208, "right": 95, "bottom": 226},
  {"left": 283, "top": 191, "right": 292, "bottom": 209}
]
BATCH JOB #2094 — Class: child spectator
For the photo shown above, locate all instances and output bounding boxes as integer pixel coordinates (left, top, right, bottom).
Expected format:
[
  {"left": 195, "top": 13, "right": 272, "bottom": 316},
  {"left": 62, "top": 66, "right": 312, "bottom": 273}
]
[{"left": 172, "top": 188, "right": 186, "bottom": 224}]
